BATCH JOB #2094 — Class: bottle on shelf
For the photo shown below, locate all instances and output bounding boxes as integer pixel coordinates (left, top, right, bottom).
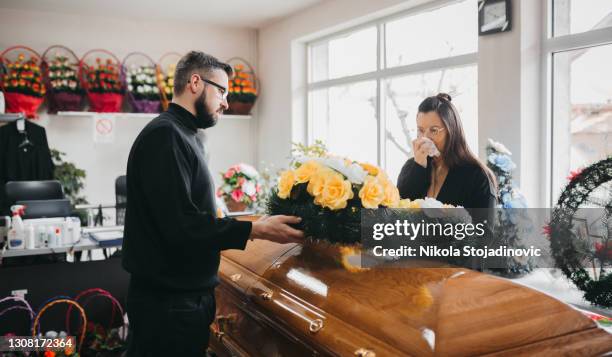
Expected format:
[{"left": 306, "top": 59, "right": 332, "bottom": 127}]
[{"left": 7, "top": 205, "right": 25, "bottom": 249}]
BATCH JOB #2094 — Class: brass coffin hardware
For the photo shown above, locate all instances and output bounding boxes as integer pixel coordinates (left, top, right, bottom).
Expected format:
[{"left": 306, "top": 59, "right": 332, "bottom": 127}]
[
  {"left": 354, "top": 348, "right": 376, "bottom": 357},
  {"left": 261, "top": 291, "right": 273, "bottom": 301},
  {"left": 216, "top": 313, "right": 238, "bottom": 335},
  {"left": 309, "top": 318, "right": 324, "bottom": 333},
  {"left": 230, "top": 273, "right": 242, "bottom": 282},
  {"left": 211, "top": 324, "right": 225, "bottom": 341}
]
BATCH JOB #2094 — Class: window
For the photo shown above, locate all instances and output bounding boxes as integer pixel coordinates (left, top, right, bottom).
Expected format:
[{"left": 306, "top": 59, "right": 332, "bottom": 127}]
[
  {"left": 552, "top": 0, "right": 612, "bottom": 37},
  {"left": 307, "top": 0, "right": 478, "bottom": 183},
  {"left": 549, "top": 0, "right": 612, "bottom": 202}
]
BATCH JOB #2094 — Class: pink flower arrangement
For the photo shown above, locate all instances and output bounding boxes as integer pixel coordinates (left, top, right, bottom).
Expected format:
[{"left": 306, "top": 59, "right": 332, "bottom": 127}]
[{"left": 218, "top": 163, "right": 261, "bottom": 206}]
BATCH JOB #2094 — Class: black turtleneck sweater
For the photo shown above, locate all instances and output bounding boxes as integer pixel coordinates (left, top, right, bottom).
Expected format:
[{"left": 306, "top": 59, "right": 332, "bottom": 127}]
[{"left": 122, "top": 103, "right": 252, "bottom": 294}]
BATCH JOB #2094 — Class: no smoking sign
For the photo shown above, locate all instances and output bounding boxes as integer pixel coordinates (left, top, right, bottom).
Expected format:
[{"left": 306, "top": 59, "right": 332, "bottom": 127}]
[{"left": 93, "top": 114, "right": 116, "bottom": 143}]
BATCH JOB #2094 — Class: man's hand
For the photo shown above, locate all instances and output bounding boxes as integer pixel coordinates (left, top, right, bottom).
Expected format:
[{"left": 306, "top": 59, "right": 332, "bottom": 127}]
[{"left": 249, "top": 215, "right": 304, "bottom": 244}]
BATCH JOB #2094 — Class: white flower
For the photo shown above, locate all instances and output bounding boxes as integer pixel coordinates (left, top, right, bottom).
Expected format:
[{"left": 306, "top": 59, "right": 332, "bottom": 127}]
[
  {"left": 420, "top": 197, "right": 445, "bottom": 209},
  {"left": 128, "top": 85, "right": 133, "bottom": 91},
  {"left": 487, "top": 138, "right": 512, "bottom": 155},
  {"left": 323, "top": 157, "right": 367, "bottom": 184},
  {"left": 242, "top": 181, "right": 256, "bottom": 196},
  {"left": 294, "top": 156, "right": 367, "bottom": 184},
  {"left": 343, "top": 163, "right": 368, "bottom": 184},
  {"left": 137, "top": 86, "right": 144, "bottom": 93},
  {"left": 238, "top": 163, "right": 259, "bottom": 179}
]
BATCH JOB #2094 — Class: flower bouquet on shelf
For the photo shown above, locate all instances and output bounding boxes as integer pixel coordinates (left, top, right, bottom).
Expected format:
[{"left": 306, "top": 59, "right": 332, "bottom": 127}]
[
  {"left": 156, "top": 52, "right": 181, "bottom": 111},
  {"left": 0, "top": 46, "right": 46, "bottom": 118},
  {"left": 486, "top": 138, "right": 534, "bottom": 277},
  {"left": 217, "top": 163, "right": 262, "bottom": 212},
  {"left": 122, "top": 52, "right": 161, "bottom": 113},
  {"left": 42, "top": 45, "right": 85, "bottom": 113},
  {"left": 225, "top": 57, "right": 258, "bottom": 115},
  {"left": 79, "top": 49, "right": 123, "bottom": 113}
]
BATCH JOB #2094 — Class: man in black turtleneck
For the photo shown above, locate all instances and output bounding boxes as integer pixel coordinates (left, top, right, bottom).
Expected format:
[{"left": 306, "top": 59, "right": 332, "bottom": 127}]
[{"left": 122, "top": 51, "right": 303, "bottom": 356}]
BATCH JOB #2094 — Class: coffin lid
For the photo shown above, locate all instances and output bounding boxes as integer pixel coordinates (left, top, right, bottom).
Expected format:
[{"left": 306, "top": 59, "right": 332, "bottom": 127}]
[{"left": 221, "top": 240, "right": 612, "bottom": 356}]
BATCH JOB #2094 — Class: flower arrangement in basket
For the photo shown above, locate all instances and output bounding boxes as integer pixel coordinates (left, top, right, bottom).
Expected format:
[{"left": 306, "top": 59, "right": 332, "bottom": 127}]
[
  {"left": 123, "top": 52, "right": 161, "bottom": 113},
  {"left": 67, "top": 288, "right": 127, "bottom": 356},
  {"left": 225, "top": 57, "right": 258, "bottom": 115},
  {"left": 32, "top": 296, "right": 87, "bottom": 356},
  {"left": 1, "top": 296, "right": 35, "bottom": 338},
  {"left": 267, "top": 146, "right": 465, "bottom": 245},
  {"left": 79, "top": 49, "right": 123, "bottom": 113},
  {"left": 42, "top": 45, "right": 85, "bottom": 113},
  {"left": 0, "top": 46, "right": 46, "bottom": 118},
  {"left": 217, "top": 163, "right": 262, "bottom": 212},
  {"left": 156, "top": 52, "right": 181, "bottom": 111}
]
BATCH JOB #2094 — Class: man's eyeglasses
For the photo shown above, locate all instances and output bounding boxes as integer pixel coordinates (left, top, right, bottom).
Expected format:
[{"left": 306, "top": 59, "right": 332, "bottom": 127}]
[
  {"left": 190, "top": 75, "right": 228, "bottom": 100},
  {"left": 417, "top": 126, "right": 445, "bottom": 138}
]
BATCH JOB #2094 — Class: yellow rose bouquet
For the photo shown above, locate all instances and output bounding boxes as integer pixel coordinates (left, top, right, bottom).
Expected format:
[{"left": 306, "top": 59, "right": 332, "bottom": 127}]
[{"left": 268, "top": 155, "right": 463, "bottom": 244}]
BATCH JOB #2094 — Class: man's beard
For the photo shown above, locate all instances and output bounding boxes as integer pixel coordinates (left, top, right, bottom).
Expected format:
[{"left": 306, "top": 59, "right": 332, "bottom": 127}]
[{"left": 194, "top": 91, "right": 218, "bottom": 129}]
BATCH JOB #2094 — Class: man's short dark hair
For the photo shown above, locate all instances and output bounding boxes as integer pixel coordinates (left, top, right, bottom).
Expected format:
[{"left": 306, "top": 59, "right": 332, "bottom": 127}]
[{"left": 173, "top": 51, "right": 233, "bottom": 96}]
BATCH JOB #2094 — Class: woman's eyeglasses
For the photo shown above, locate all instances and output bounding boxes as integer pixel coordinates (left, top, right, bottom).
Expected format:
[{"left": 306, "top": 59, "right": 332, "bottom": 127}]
[{"left": 417, "top": 126, "right": 445, "bottom": 137}]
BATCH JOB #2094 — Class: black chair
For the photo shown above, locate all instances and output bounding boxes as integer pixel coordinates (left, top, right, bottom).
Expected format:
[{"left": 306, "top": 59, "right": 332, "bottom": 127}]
[
  {"left": 5, "top": 180, "right": 64, "bottom": 203},
  {"left": 4, "top": 180, "right": 65, "bottom": 215},
  {"left": 115, "top": 175, "right": 127, "bottom": 226},
  {"left": 16, "top": 199, "right": 72, "bottom": 219}
]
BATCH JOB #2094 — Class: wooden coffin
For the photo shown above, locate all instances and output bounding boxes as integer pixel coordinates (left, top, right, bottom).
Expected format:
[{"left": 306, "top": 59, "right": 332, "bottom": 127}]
[{"left": 210, "top": 226, "right": 612, "bottom": 356}]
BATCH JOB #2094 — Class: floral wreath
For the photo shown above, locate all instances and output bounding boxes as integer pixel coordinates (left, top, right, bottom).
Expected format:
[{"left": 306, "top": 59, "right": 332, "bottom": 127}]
[{"left": 548, "top": 157, "right": 612, "bottom": 307}]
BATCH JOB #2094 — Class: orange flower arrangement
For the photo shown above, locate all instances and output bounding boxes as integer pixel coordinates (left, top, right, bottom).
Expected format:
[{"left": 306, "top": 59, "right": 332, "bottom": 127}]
[
  {"left": 228, "top": 64, "right": 257, "bottom": 104},
  {"left": 3, "top": 53, "right": 46, "bottom": 98}
]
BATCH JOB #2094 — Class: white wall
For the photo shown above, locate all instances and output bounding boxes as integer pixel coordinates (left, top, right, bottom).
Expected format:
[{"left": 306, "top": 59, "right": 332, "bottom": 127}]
[
  {"left": 0, "top": 8, "right": 258, "bottom": 208},
  {"left": 257, "top": 0, "right": 546, "bottom": 206}
]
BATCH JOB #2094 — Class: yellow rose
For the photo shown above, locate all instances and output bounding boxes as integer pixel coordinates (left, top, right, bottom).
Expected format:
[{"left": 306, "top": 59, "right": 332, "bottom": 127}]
[
  {"left": 307, "top": 167, "right": 331, "bottom": 197},
  {"left": 277, "top": 170, "right": 296, "bottom": 199},
  {"left": 376, "top": 173, "right": 400, "bottom": 207},
  {"left": 359, "top": 176, "right": 385, "bottom": 208},
  {"left": 359, "top": 162, "right": 380, "bottom": 176},
  {"left": 315, "top": 171, "right": 354, "bottom": 210},
  {"left": 295, "top": 160, "right": 322, "bottom": 184},
  {"left": 396, "top": 198, "right": 421, "bottom": 209}
]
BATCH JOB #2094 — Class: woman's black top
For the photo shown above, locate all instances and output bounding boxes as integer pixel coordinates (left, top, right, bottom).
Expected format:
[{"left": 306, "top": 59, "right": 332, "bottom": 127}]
[{"left": 397, "top": 157, "right": 497, "bottom": 218}]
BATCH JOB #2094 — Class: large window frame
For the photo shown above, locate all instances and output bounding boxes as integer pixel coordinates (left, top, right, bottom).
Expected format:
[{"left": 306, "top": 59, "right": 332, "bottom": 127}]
[
  {"left": 544, "top": 0, "right": 612, "bottom": 205},
  {"left": 305, "top": 0, "right": 478, "bottom": 173}
]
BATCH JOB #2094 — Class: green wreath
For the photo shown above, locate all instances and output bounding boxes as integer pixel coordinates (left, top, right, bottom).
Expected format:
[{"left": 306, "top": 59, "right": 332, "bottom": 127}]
[{"left": 549, "top": 157, "right": 612, "bottom": 307}]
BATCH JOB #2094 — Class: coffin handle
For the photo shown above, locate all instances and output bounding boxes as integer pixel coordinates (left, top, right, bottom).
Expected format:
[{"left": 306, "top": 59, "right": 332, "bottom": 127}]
[{"left": 216, "top": 313, "right": 238, "bottom": 336}]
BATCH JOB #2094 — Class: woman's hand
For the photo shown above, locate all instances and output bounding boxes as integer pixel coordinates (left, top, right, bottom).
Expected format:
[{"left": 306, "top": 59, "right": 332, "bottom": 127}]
[{"left": 412, "top": 137, "right": 437, "bottom": 168}]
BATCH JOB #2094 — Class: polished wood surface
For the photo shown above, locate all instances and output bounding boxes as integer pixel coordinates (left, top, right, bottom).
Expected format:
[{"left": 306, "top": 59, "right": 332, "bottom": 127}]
[{"left": 213, "top": 216, "right": 612, "bottom": 356}]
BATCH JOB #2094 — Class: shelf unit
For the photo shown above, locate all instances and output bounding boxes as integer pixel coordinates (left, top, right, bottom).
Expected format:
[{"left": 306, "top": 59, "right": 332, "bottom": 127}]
[{"left": 54, "top": 111, "right": 252, "bottom": 120}]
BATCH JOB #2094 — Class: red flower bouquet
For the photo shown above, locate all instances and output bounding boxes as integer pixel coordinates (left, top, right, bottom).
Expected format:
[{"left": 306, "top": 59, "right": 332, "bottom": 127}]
[
  {"left": 0, "top": 46, "right": 46, "bottom": 118},
  {"left": 79, "top": 49, "right": 123, "bottom": 113}
]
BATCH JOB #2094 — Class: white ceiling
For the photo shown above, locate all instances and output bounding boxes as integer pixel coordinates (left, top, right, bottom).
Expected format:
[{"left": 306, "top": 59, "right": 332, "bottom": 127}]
[{"left": 0, "top": 0, "right": 326, "bottom": 28}]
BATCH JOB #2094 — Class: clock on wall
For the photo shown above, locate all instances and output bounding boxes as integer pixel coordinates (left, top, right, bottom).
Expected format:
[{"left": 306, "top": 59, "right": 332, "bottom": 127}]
[{"left": 478, "top": 0, "right": 512, "bottom": 35}]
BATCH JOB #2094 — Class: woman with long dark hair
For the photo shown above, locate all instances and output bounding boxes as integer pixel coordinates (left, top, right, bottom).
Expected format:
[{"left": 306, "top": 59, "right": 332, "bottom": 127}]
[{"left": 397, "top": 93, "right": 497, "bottom": 210}]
